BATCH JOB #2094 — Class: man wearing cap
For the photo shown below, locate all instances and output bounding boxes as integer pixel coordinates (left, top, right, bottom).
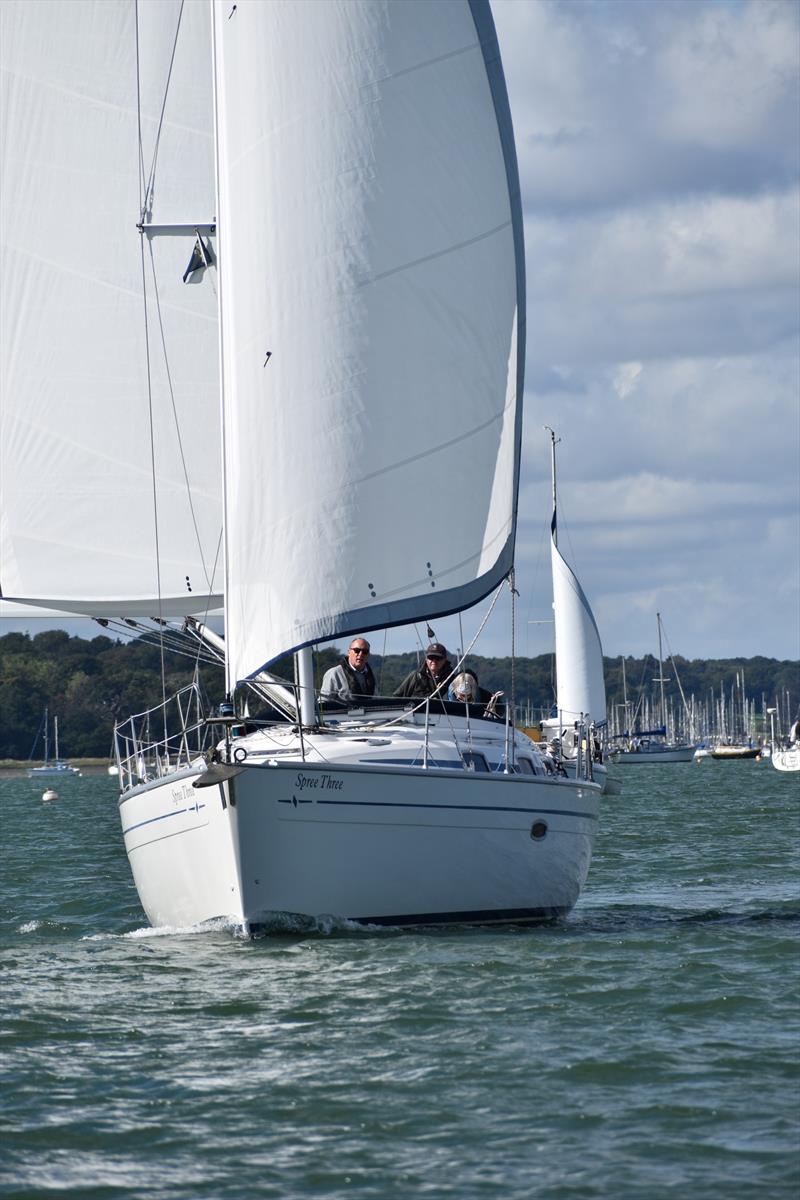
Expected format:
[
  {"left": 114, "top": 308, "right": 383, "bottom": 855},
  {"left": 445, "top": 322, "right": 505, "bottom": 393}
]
[
  {"left": 320, "top": 638, "right": 376, "bottom": 703},
  {"left": 393, "top": 643, "right": 454, "bottom": 698}
]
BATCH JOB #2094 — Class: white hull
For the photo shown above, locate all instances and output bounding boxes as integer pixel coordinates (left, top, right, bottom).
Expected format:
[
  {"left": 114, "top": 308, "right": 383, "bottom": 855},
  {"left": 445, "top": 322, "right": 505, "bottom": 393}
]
[
  {"left": 28, "top": 762, "right": 80, "bottom": 778},
  {"left": 611, "top": 745, "right": 696, "bottom": 764},
  {"left": 119, "top": 719, "right": 600, "bottom": 930},
  {"left": 772, "top": 749, "right": 800, "bottom": 773}
]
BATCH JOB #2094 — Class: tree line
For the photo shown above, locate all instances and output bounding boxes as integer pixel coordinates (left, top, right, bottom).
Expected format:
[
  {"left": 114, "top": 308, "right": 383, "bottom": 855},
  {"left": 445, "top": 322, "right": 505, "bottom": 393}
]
[{"left": 0, "top": 629, "right": 797, "bottom": 760}]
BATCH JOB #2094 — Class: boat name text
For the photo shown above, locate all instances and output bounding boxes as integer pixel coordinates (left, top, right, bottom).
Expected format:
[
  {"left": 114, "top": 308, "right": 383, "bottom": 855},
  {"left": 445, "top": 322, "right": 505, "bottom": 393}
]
[
  {"left": 171, "top": 783, "right": 195, "bottom": 805},
  {"left": 294, "top": 772, "right": 343, "bottom": 792}
]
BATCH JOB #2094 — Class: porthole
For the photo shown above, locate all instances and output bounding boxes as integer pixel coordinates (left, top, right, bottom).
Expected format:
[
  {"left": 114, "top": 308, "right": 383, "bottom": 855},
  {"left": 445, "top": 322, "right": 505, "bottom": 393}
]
[{"left": 530, "top": 820, "right": 548, "bottom": 840}]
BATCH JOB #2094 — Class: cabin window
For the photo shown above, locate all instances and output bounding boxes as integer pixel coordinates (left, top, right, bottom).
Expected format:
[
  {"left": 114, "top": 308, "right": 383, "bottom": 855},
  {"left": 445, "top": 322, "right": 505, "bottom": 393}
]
[
  {"left": 462, "top": 751, "right": 489, "bottom": 773},
  {"left": 517, "top": 756, "right": 536, "bottom": 775}
]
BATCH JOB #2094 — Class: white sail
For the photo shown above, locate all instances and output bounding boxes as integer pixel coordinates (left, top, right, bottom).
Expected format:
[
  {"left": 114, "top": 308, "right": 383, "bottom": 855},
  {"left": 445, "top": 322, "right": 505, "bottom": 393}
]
[
  {"left": 551, "top": 532, "right": 606, "bottom": 727},
  {"left": 0, "top": 0, "right": 222, "bottom": 619},
  {"left": 212, "top": 0, "right": 525, "bottom": 681}
]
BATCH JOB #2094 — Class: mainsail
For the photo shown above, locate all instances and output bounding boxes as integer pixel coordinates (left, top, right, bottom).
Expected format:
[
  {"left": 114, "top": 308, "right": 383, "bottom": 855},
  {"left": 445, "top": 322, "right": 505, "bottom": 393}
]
[
  {"left": 212, "top": 0, "right": 525, "bottom": 681},
  {"left": 0, "top": 0, "right": 222, "bottom": 619}
]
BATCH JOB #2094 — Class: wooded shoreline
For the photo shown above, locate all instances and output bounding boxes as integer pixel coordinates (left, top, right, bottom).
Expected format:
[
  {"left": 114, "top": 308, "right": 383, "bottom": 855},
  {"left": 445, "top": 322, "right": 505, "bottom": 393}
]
[{"left": 1, "top": 629, "right": 797, "bottom": 761}]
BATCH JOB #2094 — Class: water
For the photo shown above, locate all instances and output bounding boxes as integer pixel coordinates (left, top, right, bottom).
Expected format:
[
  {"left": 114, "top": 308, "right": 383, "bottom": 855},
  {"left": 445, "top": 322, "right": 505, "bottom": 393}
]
[{"left": 1, "top": 764, "right": 798, "bottom": 1199}]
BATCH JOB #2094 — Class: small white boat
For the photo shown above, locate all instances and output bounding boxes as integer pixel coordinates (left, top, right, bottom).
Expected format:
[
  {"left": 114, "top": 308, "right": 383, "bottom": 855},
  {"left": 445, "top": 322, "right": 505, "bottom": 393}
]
[
  {"left": 612, "top": 738, "right": 696, "bottom": 764},
  {"left": 609, "top": 615, "right": 696, "bottom": 764},
  {"left": 767, "top": 710, "right": 800, "bottom": 774},
  {"left": 772, "top": 748, "right": 800, "bottom": 773},
  {"left": 27, "top": 710, "right": 80, "bottom": 778},
  {"left": 539, "top": 429, "right": 611, "bottom": 794}
]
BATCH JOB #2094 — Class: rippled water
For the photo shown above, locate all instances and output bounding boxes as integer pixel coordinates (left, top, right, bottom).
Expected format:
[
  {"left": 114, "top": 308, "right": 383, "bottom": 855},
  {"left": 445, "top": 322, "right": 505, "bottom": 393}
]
[{"left": 1, "top": 763, "right": 798, "bottom": 1199}]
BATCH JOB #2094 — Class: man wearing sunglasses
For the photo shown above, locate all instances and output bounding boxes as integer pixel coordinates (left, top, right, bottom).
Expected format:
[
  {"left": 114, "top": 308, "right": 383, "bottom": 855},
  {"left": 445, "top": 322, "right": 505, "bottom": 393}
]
[
  {"left": 320, "top": 638, "right": 376, "bottom": 703},
  {"left": 393, "top": 642, "right": 454, "bottom": 698}
]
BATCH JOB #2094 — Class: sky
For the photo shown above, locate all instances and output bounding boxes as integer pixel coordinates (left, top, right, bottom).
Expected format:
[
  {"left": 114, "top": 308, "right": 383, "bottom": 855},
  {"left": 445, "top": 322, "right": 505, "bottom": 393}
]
[
  {"left": 495, "top": 0, "right": 800, "bottom": 663},
  {"left": 1, "top": 0, "right": 798, "bottom": 665}
]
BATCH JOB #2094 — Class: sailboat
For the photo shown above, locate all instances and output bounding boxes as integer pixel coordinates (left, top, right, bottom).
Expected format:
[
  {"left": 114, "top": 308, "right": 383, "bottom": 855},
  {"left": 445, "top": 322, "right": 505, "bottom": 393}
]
[
  {"left": 609, "top": 614, "right": 697, "bottom": 763},
  {"left": 539, "top": 430, "right": 611, "bottom": 792},
  {"left": 2, "top": 0, "right": 601, "bottom": 931},
  {"left": 27, "top": 708, "right": 80, "bottom": 778},
  {"left": 767, "top": 709, "right": 800, "bottom": 774}
]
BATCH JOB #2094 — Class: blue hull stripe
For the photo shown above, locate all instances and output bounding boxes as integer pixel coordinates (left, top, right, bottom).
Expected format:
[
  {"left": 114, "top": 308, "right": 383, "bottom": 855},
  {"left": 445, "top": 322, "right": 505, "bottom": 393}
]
[
  {"left": 122, "top": 793, "right": 595, "bottom": 839},
  {"left": 315, "top": 798, "right": 596, "bottom": 819},
  {"left": 122, "top": 802, "right": 205, "bottom": 837}
]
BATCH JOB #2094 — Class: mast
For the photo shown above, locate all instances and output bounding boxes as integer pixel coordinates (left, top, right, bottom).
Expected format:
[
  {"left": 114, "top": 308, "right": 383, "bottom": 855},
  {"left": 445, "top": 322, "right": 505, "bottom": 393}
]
[
  {"left": 209, "top": 1, "right": 232, "bottom": 703},
  {"left": 656, "top": 612, "right": 667, "bottom": 730},
  {"left": 297, "top": 648, "right": 317, "bottom": 728},
  {"left": 546, "top": 427, "right": 559, "bottom": 548}
]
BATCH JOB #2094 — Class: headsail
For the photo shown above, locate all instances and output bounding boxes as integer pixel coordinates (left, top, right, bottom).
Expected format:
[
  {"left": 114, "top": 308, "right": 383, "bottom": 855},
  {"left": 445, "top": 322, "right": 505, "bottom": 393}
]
[
  {"left": 212, "top": 0, "right": 525, "bottom": 681},
  {"left": 0, "top": 0, "right": 222, "bottom": 619},
  {"left": 551, "top": 516, "right": 606, "bottom": 728}
]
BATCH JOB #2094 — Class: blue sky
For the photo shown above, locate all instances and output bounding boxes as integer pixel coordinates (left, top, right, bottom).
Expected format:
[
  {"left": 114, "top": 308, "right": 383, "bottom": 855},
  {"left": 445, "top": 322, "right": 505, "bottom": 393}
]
[{"left": 2, "top": 0, "right": 798, "bottom": 664}]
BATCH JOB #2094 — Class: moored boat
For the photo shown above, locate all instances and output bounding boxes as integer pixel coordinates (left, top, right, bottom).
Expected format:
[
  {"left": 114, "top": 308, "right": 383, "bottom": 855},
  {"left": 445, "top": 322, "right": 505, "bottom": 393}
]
[
  {"left": 27, "top": 710, "right": 80, "bottom": 778},
  {"left": 710, "top": 744, "right": 761, "bottom": 761},
  {"left": 608, "top": 614, "right": 696, "bottom": 764},
  {"left": 767, "top": 709, "right": 800, "bottom": 774}
]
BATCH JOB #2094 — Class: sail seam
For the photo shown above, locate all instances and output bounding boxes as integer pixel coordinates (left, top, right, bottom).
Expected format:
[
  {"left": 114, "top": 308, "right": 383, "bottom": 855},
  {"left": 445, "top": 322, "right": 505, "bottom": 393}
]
[
  {"left": 351, "top": 400, "right": 513, "bottom": 487},
  {"left": 360, "top": 40, "right": 480, "bottom": 89},
  {"left": 358, "top": 220, "right": 510, "bottom": 287}
]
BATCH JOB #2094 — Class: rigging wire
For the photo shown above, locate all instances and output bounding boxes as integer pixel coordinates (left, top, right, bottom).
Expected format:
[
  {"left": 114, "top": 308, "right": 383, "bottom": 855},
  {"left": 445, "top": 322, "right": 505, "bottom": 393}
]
[
  {"left": 135, "top": 0, "right": 222, "bottom": 722},
  {"left": 135, "top": 0, "right": 175, "bottom": 725},
  {"left": 144, "top": 238, "right": 221, "bottom": 596},
  {"left": 140, "top": 0, "right": 185, "bottom": 221}
]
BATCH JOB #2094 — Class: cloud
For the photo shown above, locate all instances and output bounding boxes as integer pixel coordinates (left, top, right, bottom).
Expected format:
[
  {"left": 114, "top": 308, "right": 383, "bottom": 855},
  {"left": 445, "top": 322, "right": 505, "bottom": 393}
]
[
  {"left": 523, "top": 187, "right": 800, "bottom": 367},
  {"left": 612, "top": 362, "right": 642, "bottom": 399},
  {"left": 494, "top": 0, "right": 800, "bottom": 213}
]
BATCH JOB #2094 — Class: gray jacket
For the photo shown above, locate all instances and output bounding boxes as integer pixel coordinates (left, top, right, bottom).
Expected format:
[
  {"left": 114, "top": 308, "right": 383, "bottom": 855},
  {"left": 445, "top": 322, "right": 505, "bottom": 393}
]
[{"left": 320, "top": 659, "right": 376, "bottom": 702}]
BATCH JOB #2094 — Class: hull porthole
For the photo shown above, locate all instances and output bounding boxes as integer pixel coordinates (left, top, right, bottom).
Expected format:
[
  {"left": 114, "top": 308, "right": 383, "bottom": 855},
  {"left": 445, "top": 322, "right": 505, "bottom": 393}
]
[{"left": 530, "top": 820, "right": 548, "bottom": 840}]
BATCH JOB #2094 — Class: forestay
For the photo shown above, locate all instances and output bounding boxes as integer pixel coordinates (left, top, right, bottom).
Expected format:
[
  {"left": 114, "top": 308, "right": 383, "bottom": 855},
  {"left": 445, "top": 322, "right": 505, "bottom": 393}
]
[
  {"left": 0, "top": 0, "right": 222, "bottom": 619},
  {"left": 212, "top": 0, "right": 525, "bottom": 681}
]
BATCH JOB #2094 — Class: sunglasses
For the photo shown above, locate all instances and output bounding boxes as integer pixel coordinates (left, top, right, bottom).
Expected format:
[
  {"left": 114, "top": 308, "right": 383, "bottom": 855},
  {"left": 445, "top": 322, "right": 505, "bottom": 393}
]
[
  {"left": 426, "top": 654, "right": 444, "bottom": 662},
  {"left": 350, "top": 647, "right": 369, "bottom": 655}
]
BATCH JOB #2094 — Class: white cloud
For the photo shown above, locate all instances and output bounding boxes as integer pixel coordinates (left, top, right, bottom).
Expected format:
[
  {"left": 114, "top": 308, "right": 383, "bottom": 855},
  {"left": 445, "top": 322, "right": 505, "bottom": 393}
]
[
  {"left": 658, "top": 0, "right": 800, "bottom": 148},
  {"left": 493, "top": 0, "right": 800, "bottom": 212},
  {"left": 612, "top": 362, "right": 642, "bottom": 399}
]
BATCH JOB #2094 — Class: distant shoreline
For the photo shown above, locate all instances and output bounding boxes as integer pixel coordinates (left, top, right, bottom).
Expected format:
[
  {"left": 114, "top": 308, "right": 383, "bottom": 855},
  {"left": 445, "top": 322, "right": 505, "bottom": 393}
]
[{"left": 1, "top": 759, "right": 109, "bottom": 772}]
